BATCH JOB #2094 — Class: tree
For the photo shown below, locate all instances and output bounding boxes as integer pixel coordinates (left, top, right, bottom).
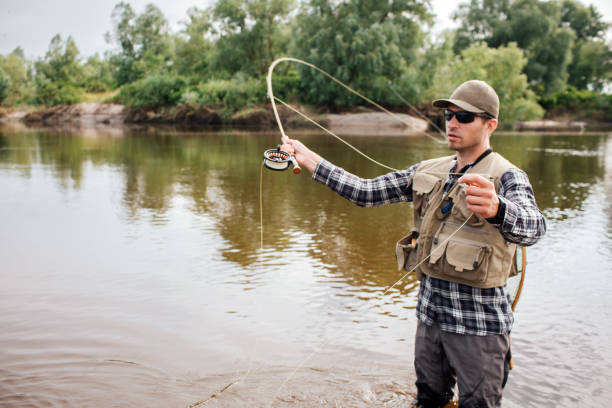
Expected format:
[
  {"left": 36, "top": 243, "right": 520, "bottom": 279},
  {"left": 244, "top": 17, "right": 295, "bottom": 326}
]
[
  {"left": 0, "top": 47, "right": 34, "bottom": 104},
  {"left": 174, "top": 7, "right": 213, "bottom": 77},
  {"left": 0, "top": 67, "right": 10, "bottom": 104},
  {"left": 82, "top": 54, "right": 116, "bottom": 92},
  {"left": 560, "top": 0, "right": 612, "bottom": 91},
  {"left": 211, "top": 0, "right": 295, "bottom": 77},
  {"left": 34, "top": 34, "right": 83, "bottom": 105},
  {"left": 452, "top": 0, "right": 611, "bottom": 95},
  {"left": 427, "top": 42, "right": 543, "bottom": 126},
  {"left": 106, "top": 2, "right": 173, "bottom": 85},
  {"left": 567, "top": 40, "right": 612, "bottom": 92},
  {"left": 36, "top": 34, "right": 82, "bottom": 84},
  {"left": 291, "top": 0, "right": 432, "bottom": 106}
]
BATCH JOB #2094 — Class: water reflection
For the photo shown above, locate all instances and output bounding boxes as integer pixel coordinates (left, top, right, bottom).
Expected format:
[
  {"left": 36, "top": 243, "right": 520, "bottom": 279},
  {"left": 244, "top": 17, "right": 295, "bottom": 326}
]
[
  {"left": 1, "top": 126, "right": 611, "bottom": 407},
  {"left": 1, "top": 128, "right": 609, "bottom": 286}
]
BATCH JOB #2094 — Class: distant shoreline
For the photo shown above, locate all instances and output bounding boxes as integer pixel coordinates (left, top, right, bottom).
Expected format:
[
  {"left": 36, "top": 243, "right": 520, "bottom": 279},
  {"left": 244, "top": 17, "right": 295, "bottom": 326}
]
[{"left": 1, "top": 102, "right": 610, "bottom": 133}]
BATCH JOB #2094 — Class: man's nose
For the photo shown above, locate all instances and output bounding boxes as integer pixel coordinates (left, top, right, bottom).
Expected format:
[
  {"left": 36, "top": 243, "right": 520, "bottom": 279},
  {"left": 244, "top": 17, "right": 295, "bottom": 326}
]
[{"left": 446, "top": 116, "right": 459, "bottom": 128}]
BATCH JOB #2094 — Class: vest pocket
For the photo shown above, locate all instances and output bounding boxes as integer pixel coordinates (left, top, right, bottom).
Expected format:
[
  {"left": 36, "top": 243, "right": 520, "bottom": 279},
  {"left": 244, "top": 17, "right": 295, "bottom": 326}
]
[
  {"left": 412, "top": 173, "right": 441, "bottom": 217},
  {"left": 395, "top": 230, "right": 419, "bottom": 272},
  {"left": 428, "top": 222, "right": 492, "bottom": 283}
]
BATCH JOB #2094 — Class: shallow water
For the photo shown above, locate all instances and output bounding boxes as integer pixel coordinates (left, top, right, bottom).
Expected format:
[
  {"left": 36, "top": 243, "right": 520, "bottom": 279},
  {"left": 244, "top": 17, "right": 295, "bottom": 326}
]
[{"left": 1, "top": 125, "right": 611, "bottom": 407}]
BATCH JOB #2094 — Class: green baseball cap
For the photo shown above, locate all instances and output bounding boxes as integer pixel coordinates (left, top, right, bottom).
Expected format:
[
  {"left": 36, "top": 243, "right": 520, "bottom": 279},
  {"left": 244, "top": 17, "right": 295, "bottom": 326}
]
[{"left": 433, "top": 80, "right": 499, "bottom": 119}]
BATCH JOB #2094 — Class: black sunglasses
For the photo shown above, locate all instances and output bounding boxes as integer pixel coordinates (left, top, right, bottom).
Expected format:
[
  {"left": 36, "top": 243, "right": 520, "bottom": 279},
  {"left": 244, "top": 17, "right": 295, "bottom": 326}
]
[{"left": 444, "top": 109, "right": 492, "bottom": 123}]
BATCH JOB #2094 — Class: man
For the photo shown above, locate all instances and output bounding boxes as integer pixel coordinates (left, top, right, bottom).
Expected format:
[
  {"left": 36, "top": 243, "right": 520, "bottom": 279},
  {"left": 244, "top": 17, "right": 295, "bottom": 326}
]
[{"left": 281, "top": 80, "right": 546, "bottom": 407}]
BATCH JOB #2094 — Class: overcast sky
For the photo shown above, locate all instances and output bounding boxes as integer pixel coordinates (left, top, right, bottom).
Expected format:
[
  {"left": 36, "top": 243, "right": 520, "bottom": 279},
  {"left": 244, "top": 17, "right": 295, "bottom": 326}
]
[{"left": 1, "top": 0, "right": 611, "bottom": 59}]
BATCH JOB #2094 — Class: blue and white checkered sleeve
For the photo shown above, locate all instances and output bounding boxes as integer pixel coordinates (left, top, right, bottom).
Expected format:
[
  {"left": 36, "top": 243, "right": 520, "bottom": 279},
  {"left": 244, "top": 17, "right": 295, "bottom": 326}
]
[
  {"left": 312, "top": 159, "right": 417, "bottom": 207},
  {"left": 498, "top": 168, "right": 547, "bottom": 246}
]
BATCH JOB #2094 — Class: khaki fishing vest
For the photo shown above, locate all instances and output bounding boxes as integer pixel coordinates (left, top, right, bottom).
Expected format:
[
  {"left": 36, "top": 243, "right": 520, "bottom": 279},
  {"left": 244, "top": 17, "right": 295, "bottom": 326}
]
[{"left": 396, "top": 152, "right": 518, "bottom": 288}]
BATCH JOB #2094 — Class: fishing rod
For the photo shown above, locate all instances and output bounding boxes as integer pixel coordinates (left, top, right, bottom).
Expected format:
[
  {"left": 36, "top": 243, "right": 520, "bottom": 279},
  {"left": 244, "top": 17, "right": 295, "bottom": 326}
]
[{"left": 262, "top": 57, "right": 446, "bottom": 175}]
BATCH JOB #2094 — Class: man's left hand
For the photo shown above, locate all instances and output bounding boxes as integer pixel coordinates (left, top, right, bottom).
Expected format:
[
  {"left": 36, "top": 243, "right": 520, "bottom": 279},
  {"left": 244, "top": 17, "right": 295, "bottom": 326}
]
[{"left": 458, "top": 174, "right": 499, "bottom": 219}]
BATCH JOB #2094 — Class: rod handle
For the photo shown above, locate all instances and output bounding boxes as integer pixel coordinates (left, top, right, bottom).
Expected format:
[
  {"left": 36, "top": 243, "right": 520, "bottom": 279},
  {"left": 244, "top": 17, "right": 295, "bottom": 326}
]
[{"left": 290, "top": 156, "right": 301, "bottom": 174}]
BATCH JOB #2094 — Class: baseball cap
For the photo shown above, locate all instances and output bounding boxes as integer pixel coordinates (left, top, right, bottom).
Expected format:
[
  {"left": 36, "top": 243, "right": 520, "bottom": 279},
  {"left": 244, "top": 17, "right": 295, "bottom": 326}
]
[{"left": 432, "top": 80, "right": 499, "bottom": 119}]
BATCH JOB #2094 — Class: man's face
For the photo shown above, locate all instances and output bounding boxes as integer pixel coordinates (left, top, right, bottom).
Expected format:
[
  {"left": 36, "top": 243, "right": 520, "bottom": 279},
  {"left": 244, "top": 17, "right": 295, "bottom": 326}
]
[{"left": 445, "top": 105, "right": 495, "bottom": 153}]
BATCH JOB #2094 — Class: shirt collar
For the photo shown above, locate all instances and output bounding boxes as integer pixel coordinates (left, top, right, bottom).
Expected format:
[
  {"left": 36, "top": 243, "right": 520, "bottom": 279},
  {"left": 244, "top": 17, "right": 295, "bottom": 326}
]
[{"left": 450, "top": 148, "right": 493, "bottom": 175}]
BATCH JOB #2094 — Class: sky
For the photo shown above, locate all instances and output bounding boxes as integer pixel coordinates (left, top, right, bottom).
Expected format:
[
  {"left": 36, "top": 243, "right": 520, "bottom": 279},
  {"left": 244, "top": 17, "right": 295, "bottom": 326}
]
[{"left": 0, "top": 0, "right": 611, "bottom": 59}]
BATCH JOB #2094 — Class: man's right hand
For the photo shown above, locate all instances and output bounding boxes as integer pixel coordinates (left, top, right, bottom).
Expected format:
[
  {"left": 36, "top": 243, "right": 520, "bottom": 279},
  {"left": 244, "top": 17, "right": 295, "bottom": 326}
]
[{"left": 280, "top": 136, "right": 321, "bottom": 174}]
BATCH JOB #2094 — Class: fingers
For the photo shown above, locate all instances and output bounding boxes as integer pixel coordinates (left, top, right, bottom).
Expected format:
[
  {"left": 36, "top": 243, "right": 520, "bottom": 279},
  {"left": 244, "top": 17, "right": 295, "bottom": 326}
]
[
  {"left": 280, "top": 136, "right": 295, "bottom": 155},
  {"left": 465, "top": 194, "right": 493, "bottom": 207},
  {"left": 459, "top": 174, "right": 498, "bottom": 218},
  {"left": 458, "top": 174, "right": 493, "bottom": 189},
  {"left": 465, "top": 187, "right": 499, "bottom": 218}
]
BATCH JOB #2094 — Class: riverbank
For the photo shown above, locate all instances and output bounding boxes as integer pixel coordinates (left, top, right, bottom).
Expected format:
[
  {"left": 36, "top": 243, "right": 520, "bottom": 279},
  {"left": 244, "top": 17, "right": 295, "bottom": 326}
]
[
  {"left": 0, "top": 102, "right": 430, "bottom": 136},
  {"left": 1, "top": 102, "right": 610, "bottom": 133}
]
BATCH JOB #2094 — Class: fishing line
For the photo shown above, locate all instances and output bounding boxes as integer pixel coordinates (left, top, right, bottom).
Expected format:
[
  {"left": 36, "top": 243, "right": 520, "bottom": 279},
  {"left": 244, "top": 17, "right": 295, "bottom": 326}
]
[
  {"left": 388, "top": 82, "right": 447, "bottom": 137},
  {"left": 267, "top": 216, "right": 473, "bottom": 406},
  {"left": 262, "top": 58, "right": 527, "bottom": 404},
  {"left": 260, "top": 163, "right": 264, "bottom": 249},
  {"left": 267, "top": 57, "right": 446, "bottom": 145},
  {"left": 190, "top": 57, "right": 525, "bottom": 406},
  {"left": 273, "top": 96, "right": 400, "bottom": 172}
]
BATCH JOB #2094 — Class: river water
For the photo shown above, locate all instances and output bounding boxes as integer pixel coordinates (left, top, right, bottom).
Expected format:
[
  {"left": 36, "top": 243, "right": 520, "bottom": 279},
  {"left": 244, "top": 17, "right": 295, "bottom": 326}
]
[{"left": 0, "top": 124, "right": 611, "bottom": 407}]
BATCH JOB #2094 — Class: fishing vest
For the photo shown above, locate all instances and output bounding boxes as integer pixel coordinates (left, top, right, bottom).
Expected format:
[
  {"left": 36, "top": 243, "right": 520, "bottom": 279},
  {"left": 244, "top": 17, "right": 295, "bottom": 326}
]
[{"left": 396, "top": 152, "right": 518, "bottom": 289}]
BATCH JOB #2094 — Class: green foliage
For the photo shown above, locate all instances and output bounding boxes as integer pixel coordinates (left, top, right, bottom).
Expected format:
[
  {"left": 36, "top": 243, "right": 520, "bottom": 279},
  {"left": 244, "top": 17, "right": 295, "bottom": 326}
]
[
  {"left": 106, "top": 2, "right": 174, "bottom": 85},
  {"left": 174, "top": 7, "right": 213, "bottom": 77},
  {"left": 291, "top": 0, "right": 431, "bottom": 106},
  {"left": 193, "top": 75, "right": 267, "bottom": 114},
  {"left": 36, "top": 34, "right": 83, "bottom": 84},
  {"left": 270, "top": 69, "right": 300, "bottom": 101},
  {"left": 1, "top": 0, "right": 610, "bottom": 121},
  {"left": 34, "top": 34, "right": 83, "bottom": 105},
  {"left": 35, "top": 79, "right": 82, "bottom": 105},
  {"left": 116, "top": 74, "right": 186, "bottom": 106},
  {"left": 560, "top": 0, "right": 610, "bottom": 41},
  {"left": 81, "top": 55, "right": 115, "bottom": 92},
  {"left": 211, "top": 0, "right": 295, "bottom": 77},
  {"left": 0, "top": 47, "right": 35, "bottom": 104},
  {"left": 540, "top": 86, "right": 612, "bottom": 116},
  {"left": 568, "top": 39, "right": 612, "bottom": 92},
  {"left": 0, "top": 67, "right": 11, "bottom": 104},
  {"left": 453, "top": 0, "right": 611, "bottom": 95},
  {"left": 427, "top": 42, "right": 543, "bottom": 126},
  {"left": 408, "top": 33, "right": 457, "bottom": 104}
]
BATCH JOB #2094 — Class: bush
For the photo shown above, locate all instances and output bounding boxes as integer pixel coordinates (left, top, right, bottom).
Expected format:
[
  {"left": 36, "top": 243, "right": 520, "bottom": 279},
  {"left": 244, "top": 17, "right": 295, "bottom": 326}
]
[
  {"left": 116, "top": 74, "right": 187, "bottom": 107},
  {"left": 426, "top": 43, "right": 544, "bottom": 126},
  {"left": 539, "top": 86, "right": 612, "bottom": 120},
  {"left": 540, "top": 86, "right": 611, "bottom": 110},
  {"left": 270, "top": 69, "right": 300, "bottom": 101},
  {"left": 35, "top": 79, "right": 81, "bottom": 105},
  {"left": 0, "top": 68, "right": 10, "bottom": 104},
  {"left": 195, "top": 76, "right": 267, "bottom": 110}
]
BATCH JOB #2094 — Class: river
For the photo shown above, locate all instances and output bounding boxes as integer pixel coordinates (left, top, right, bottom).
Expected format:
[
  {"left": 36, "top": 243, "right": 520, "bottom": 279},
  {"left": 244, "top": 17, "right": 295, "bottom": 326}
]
[{"left": 1, "top": 124, "right": 611, "bottom": 407}]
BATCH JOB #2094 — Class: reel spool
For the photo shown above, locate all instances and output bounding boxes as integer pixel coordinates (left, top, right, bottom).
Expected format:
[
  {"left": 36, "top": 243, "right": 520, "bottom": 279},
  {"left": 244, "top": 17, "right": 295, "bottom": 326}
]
[{"left": 263, "top": 146, "right": 301, "bottom": 174}]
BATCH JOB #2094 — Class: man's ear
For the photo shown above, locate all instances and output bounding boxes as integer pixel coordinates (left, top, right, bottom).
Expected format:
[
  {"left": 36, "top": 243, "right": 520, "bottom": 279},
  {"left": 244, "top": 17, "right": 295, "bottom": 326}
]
[{"left": 487, "top": 118, "right": 498, "bottom": 133}]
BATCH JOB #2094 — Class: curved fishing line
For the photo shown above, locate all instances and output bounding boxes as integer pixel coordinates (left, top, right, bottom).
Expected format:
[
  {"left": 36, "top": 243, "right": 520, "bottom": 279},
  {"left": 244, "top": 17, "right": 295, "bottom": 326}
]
[
  {"left": 188, "top": 164, "right": 265, "bottom": 408},
  {"left": 265, "top": 58, "right": 511, "bottom": 404},
  {"left": 260, "top": 163, "right": 264, "bottom": 249},
  {"left": 188, "top": 344, "right": 257, "bottom": 408},
  {"left": 511, "top": 247, "right": 527, "bottom": 311},
  {"left": 388, "top": 82, "right": 446, "bottom": 138},
  {"left": 267, "top": 216, "right": 473, "bottom": 406},
  {"left": 233, "top": 58, "right": 523, "bottom": 406},
  {"left": 274, "top": 96, "right": 399, "bottom": 172},
  {"left": 267, "top": 57, "right": 446, "bottom": 144}
]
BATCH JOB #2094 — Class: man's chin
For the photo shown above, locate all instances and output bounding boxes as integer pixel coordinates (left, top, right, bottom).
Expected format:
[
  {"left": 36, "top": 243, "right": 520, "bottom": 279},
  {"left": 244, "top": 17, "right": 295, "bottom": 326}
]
[{"left": 447, "top": 140, "right": 461, "bottom": 150}]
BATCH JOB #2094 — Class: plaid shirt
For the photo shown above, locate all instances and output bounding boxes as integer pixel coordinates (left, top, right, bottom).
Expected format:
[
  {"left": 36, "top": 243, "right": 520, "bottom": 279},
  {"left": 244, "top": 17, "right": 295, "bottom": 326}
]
[{"left": 313, "top": 150, "right": 546, "bottom": 335}]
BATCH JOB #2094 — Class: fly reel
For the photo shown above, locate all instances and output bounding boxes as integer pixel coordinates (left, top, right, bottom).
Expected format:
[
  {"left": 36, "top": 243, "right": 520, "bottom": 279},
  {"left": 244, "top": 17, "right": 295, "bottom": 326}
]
[{"left": 263, "top": 146, "right": 301, "bottom": 174}]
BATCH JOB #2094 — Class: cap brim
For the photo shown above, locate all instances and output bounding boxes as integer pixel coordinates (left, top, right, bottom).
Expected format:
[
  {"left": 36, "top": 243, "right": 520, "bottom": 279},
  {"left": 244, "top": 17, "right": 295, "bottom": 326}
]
[{"left": 432, "top": 98, "right": 485, "bottom": 114}]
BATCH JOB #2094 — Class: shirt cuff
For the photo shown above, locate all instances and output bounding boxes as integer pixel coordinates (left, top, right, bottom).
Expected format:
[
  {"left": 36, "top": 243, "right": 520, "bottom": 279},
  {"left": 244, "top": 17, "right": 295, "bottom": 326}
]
[
  {"left": 312, "top": 158, "right": 335, "bottom": 184},
  {"left": 486, "top": 195, "right": 506, "bottom": 226}
]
